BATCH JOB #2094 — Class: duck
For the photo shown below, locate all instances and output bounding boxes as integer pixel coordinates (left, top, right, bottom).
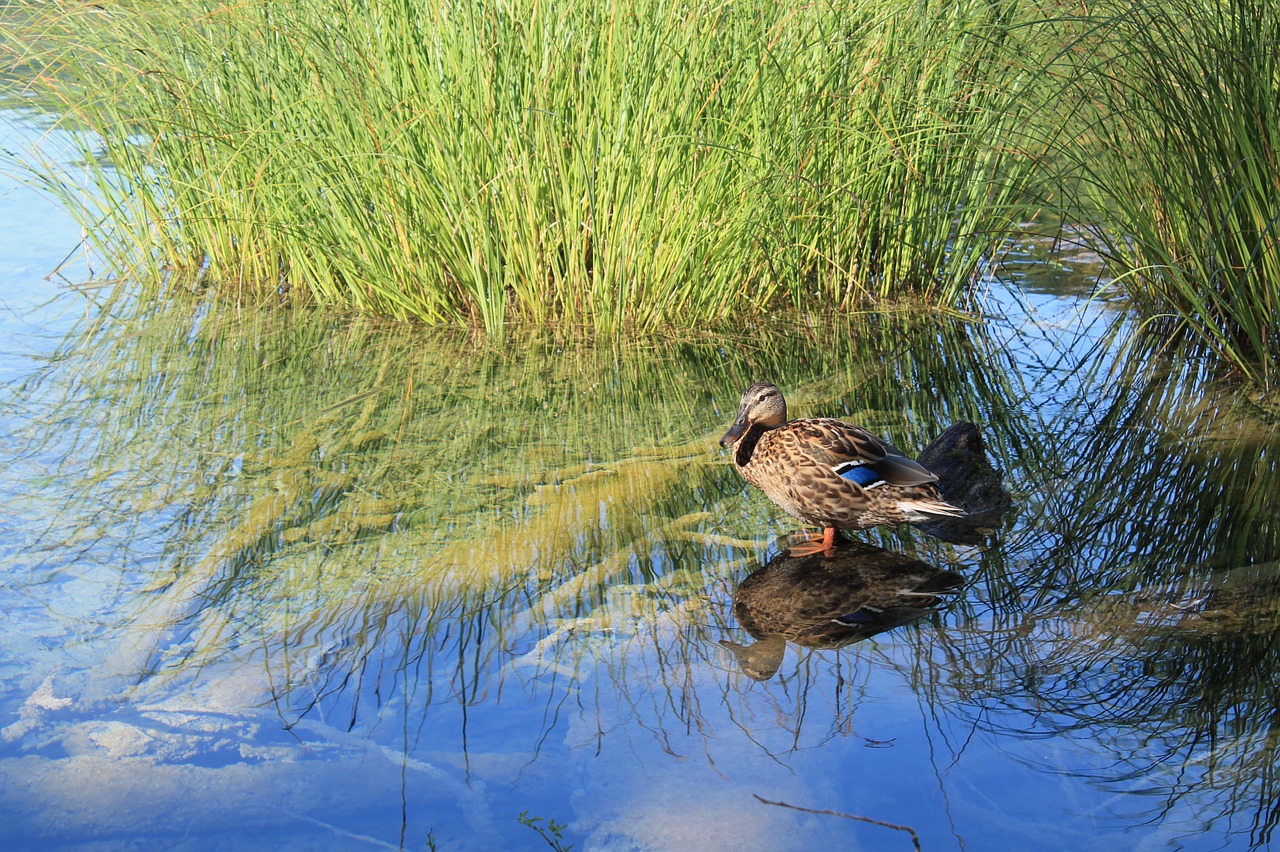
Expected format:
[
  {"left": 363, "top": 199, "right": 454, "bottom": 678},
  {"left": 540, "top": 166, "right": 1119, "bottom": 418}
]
[{"left": 719, "top": 381, "right": 965, "bottom": 555}]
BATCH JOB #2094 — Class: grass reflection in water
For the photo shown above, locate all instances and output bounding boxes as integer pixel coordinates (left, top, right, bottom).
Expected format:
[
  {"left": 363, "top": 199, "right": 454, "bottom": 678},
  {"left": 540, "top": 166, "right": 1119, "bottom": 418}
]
[{"left": 2, "top": 287, "right": 1280, "bottom": 848}]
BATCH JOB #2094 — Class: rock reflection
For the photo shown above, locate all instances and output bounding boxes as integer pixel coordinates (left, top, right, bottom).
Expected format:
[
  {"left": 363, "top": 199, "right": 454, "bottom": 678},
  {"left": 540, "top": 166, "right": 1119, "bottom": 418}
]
[{"left": 722, "top": 542, "right": 964, "bottom": 681}]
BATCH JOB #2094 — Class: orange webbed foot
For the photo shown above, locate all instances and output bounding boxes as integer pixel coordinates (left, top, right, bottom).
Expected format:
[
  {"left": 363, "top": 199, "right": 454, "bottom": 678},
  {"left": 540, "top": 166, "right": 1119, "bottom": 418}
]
[{"left": 787, "top": 527, "right": 839, "bottom": 558}]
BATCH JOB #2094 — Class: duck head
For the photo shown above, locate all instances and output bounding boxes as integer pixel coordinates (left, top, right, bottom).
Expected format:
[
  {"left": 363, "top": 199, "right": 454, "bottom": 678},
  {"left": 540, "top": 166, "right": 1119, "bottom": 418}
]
[{"left": 719, "top": 382, "right": 788, "bottom": 448}]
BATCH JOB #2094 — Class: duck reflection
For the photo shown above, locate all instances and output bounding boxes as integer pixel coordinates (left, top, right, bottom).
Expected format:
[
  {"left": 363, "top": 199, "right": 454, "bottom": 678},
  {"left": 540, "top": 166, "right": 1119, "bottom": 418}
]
[{"left": 721, "top": 542, "right": 964, "bottom": 680}]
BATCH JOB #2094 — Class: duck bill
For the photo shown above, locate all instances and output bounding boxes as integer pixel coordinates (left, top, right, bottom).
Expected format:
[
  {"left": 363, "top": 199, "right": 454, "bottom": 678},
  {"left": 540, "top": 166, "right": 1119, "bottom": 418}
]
[{"left": 719, "top": 414, "right": 749, "bottom": 447}]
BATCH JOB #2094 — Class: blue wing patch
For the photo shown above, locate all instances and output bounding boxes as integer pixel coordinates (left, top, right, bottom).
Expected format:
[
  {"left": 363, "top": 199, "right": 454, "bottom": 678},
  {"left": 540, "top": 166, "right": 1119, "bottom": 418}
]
[
  {"left": 834, "top": 462, "right": 884, "bottom": 488},
  {"left": 833, "top": 607, "right": 881, "bottom": 625}
]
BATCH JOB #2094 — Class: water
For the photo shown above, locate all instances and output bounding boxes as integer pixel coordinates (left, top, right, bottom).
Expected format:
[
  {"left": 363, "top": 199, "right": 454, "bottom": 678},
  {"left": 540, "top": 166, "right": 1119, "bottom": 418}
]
[{"left": 3, "top": 111, "right": 1279, "bottom": 851}]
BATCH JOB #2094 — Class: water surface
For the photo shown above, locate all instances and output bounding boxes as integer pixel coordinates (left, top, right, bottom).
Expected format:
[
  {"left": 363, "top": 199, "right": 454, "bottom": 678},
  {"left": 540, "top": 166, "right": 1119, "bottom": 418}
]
[{"left": 3, "top": 111, "right": 1279, "bottom": 850}]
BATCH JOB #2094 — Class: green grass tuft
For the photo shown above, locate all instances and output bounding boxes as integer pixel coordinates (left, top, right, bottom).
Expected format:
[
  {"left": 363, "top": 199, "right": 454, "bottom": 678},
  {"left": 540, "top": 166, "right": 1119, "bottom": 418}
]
[
  {"left": 7, "top": 0, "right": 1047, "bottom": 333},
  {"left": 1062, "top": 0, "right": 1280, "bottom": 389}
]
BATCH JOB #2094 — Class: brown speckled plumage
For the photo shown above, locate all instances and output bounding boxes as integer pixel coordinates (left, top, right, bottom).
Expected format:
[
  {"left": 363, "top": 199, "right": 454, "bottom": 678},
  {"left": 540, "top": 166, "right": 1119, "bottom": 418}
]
[{"left": 719, "top": 382, "right": 964, "bottom": 547}]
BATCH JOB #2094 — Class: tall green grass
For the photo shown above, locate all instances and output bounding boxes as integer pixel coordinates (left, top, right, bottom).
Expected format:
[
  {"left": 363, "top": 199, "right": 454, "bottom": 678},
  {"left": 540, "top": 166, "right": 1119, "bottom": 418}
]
[
  {"left": 1064, "top": 0, "right": 1280, "bottom": 389},
  {"left": 7, "top": 0, "right": 1045, "bottom": 333}
]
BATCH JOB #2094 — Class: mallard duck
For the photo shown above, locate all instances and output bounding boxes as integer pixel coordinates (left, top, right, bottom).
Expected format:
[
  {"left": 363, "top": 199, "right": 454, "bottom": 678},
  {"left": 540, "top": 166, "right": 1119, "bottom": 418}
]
[{"left": 719, "top": 381, "right": 965, "bottom": 555}]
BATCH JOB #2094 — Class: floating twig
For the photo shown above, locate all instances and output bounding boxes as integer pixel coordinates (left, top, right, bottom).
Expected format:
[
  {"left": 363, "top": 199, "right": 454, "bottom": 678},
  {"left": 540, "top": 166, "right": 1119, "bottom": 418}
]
[{"left": 753, "top": 794, "right": 921, "bottom": 851}]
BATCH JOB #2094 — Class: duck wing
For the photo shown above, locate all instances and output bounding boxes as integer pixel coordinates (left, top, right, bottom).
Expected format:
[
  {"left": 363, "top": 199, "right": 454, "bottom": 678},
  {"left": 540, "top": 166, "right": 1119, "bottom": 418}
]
[{"left": 788, "top": 418, "right": 939, "bottom": 487}]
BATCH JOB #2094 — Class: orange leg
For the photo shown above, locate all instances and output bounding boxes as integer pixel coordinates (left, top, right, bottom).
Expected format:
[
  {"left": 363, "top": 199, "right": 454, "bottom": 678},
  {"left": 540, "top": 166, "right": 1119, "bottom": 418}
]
[{"left": 788, "top": 526, "right": 839, "bottom": 557}]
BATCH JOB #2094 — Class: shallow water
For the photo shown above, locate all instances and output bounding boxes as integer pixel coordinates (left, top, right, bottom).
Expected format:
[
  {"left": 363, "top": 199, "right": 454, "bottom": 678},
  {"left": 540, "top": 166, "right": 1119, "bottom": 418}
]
[{"left": 3, "top": 111, "right": 1280, "bottom": 851}]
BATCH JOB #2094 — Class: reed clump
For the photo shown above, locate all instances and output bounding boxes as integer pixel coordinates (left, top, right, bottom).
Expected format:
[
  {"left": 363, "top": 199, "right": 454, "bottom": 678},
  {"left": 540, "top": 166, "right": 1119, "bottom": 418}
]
[
  {"left": 8, "top": 0, "right": 1044, "bottom": 333},
  {"left": 1064, "top": 0, "right": 1280, "bottom": 389}
]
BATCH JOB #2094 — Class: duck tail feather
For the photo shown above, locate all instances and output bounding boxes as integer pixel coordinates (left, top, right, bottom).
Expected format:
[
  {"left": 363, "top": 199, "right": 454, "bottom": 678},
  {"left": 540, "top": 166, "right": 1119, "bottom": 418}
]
[{"left": 900, "top": 497, "right": 967, "bottom": 520}]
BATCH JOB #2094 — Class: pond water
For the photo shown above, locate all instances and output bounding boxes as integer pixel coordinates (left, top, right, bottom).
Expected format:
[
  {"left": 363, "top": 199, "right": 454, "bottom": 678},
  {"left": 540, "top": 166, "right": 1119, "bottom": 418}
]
[{"left": 3, "top": 110, "right": 1280, "bottom": 851}]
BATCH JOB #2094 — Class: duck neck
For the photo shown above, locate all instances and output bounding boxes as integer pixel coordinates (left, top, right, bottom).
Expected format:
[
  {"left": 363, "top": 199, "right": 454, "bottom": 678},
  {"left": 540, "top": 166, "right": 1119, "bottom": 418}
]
[{"left": 735, "top": 423, "right": 769, "bottom": 467}]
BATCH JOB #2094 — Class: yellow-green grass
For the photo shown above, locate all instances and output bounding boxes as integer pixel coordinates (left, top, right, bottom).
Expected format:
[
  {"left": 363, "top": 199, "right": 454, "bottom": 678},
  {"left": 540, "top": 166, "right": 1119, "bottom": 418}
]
[
  {"left": 6, "top": 0, "right": 1047, "bottom": 333},
  {"left": 11, "top": 0, "right": 1278, "bottom": 389}
]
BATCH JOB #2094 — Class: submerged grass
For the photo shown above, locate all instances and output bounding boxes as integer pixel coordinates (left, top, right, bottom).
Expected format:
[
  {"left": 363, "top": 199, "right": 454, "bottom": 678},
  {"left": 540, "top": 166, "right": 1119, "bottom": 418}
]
[
  {"left": 6, "top": 0, "right": 1047, "bottom": 332},
  {"left": 8, "top": 287, "right": 1034, "bottom": 706}
]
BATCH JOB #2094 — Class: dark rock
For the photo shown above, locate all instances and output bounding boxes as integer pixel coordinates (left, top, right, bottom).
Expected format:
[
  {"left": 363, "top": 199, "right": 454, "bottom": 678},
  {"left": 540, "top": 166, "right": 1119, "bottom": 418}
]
[{"left": 916, "top": 422, "right": 1012, "bottom": 540}]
